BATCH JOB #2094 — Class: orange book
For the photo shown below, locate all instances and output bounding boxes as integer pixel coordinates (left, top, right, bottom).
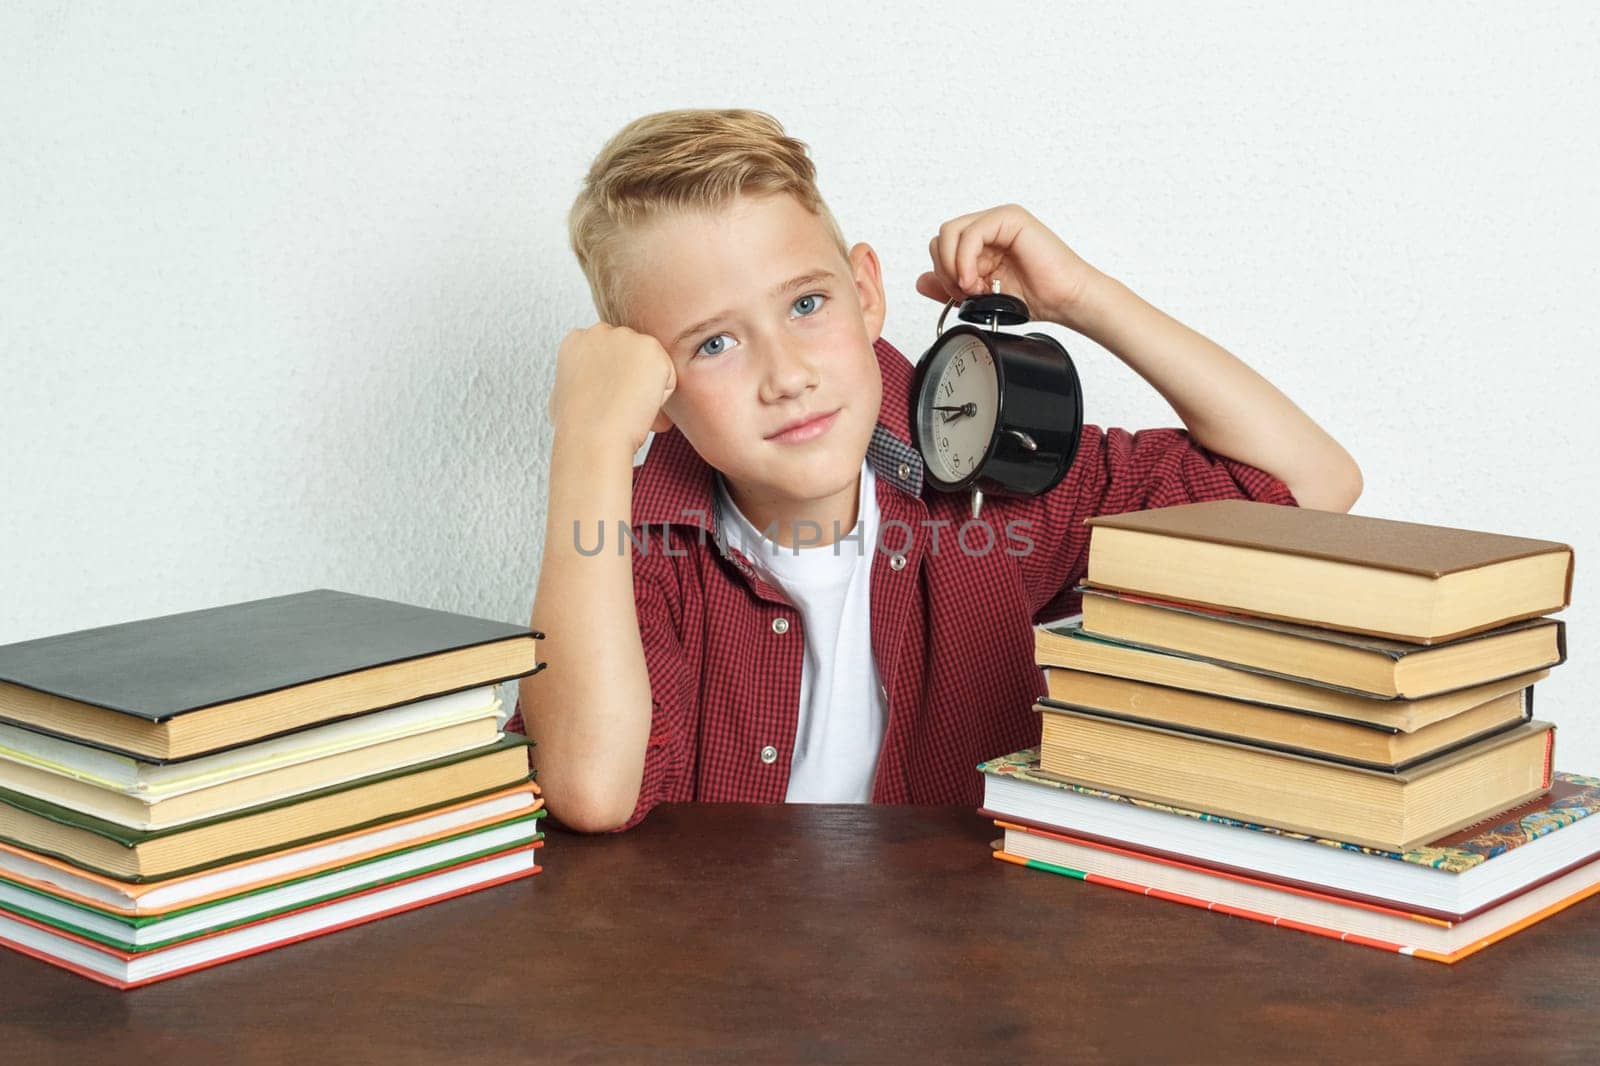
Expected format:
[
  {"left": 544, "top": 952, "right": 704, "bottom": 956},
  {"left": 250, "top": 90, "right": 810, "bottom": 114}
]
[{"left": 995, "top": 820, "right": 1600, "bottom": 964}]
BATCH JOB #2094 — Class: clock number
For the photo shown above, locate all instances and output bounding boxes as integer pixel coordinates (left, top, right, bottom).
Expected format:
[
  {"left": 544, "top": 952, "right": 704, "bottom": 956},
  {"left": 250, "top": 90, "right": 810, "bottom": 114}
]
[{"left": 941, "top": 380, "right": 953, "bottom": 399}]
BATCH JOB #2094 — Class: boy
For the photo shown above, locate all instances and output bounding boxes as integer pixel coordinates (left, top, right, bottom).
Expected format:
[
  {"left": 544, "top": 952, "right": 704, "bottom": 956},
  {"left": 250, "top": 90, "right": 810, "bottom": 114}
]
[{"left": 511, "top": 109, "right": 1362, "bottom": 833}]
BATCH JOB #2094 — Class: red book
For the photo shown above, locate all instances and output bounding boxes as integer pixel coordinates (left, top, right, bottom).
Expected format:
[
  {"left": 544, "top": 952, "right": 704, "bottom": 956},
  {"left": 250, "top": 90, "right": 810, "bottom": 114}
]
[{"left": 995, "top": 821, "right": 1600, "bottom": 964}]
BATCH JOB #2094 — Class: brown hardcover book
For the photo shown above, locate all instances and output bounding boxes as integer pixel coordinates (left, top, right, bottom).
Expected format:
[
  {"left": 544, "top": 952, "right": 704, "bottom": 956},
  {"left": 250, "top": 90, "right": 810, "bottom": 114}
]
[
  {"left": 1076, "top": 588, "right": 1566, "bottom": 699},
  {"left": 1033, "top": 709, "right": 1554, "bottom": 852},
  {"left": 1040, "top": 668, "right": 1531, "bottom": 770},
  {"left": 0, "top": 714, "right": 504, "bottom": 830},
  {"left": 0, "top": 589, "right": 544, "bottom": 761},
  {"left": 0, "top": 736, "right": 533, "bottom": 881},
  {"left": 1083, "top": 501, "right": 1573, "bottom": 644},
  {"left": 1036, "top": 622, "right": 1548, "bottom": 732}
]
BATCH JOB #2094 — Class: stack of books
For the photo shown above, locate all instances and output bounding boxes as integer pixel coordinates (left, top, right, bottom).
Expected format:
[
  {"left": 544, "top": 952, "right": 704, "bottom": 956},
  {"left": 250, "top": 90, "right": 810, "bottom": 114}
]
[
  {"left": 984, "top": 500, "right": 1597, "bottom": 962},
  {"left": 0, "top": 589, "right": 547, "bottom": 988}
]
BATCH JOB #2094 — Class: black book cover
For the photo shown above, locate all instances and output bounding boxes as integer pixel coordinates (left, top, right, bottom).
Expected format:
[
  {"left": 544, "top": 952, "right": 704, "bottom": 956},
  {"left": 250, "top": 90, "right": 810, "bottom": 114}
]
[{"left": 0, "top": 589, "right": 543, "bottom": 723}]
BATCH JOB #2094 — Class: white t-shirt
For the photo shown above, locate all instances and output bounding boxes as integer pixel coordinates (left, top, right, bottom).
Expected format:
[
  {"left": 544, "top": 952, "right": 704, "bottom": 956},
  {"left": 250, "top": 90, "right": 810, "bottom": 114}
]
[{"left": 715, "top": 460, "right": 887, "bottom": 803}]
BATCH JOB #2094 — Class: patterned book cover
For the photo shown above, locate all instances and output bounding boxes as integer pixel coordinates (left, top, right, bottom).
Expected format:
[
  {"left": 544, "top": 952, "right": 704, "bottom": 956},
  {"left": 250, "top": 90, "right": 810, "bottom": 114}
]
[{"left": 978, "top": 747, "right": 1600, "bottom": 874}]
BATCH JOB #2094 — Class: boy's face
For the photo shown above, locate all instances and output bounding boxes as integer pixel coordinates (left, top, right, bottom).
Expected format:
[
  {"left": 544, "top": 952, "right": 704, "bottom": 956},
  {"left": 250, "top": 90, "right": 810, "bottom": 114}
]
[{"left": 624, "top": 192, "right": 887, "bottom": 524}]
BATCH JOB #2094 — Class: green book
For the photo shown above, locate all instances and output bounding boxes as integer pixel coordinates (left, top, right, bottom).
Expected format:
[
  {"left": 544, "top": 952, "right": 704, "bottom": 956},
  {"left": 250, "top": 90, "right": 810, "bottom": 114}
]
[
  {"left": 0, "top": 811, "right": 545, "bottom": 951},
  {"left": 0, "top": 735, "right": 533, "bottom": 880}
]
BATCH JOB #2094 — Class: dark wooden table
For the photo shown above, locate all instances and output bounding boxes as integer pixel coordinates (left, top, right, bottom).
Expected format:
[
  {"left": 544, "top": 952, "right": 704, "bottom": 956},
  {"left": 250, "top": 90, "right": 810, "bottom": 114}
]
[{"left": 4, "top": 804, "right": 1599, "bottom": 1064}]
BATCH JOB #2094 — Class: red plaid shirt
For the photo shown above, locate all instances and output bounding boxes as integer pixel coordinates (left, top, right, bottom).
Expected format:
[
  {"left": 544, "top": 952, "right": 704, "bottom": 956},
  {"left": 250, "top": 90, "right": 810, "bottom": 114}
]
[{"left": 508, "top": 337, "right": 1297, "bottom": 830}]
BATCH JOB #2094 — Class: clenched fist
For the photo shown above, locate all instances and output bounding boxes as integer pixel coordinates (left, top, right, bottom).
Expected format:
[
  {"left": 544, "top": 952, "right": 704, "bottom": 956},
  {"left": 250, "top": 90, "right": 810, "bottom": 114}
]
[{"left": 548, "top": 323, "right": 677, "bottom": 456}]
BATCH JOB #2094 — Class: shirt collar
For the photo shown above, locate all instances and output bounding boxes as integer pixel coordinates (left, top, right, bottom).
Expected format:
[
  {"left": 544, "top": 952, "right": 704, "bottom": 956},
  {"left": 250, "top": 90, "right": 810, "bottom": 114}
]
[{"left": 631, "top": 336, "right": 926, "bottom": 547}]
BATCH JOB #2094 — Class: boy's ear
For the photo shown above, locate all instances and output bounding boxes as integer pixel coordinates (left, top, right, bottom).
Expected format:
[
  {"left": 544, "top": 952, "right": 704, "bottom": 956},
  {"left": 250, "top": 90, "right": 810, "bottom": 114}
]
[{"left": 847, "top": 242, "right": 887, "bottom": 343}]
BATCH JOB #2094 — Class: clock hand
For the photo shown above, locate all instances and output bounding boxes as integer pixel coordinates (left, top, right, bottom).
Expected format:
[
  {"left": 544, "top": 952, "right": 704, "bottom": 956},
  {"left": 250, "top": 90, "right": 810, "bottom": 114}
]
[{"left": 933, "top": 403, "right": 978, "bottom": 422}]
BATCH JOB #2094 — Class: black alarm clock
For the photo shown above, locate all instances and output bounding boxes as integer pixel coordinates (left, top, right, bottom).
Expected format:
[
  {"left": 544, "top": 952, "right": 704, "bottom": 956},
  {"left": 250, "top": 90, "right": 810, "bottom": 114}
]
[{"left": 909, "top": 281, "right": 1084, "bottom": 518}]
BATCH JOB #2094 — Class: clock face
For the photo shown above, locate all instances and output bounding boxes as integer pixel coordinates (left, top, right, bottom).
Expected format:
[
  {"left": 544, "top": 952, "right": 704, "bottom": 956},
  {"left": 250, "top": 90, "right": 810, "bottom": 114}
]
[{"left": 915, "top": 332, "right": 1000, "bottom": 486}]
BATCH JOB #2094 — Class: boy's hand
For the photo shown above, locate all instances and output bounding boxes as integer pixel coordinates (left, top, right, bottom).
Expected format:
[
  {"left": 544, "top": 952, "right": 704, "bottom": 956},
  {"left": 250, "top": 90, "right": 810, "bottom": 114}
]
[
  {"left": 549, "top": 323, "right": 676, "bottom": 455},
  {"left": 916, "top": 203, "right": 1103, "bottom": 331}
]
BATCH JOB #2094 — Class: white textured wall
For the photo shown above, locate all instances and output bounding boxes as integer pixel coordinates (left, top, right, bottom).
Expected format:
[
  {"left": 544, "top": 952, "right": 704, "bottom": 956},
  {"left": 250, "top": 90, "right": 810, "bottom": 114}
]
[{"left": 4, "top": 4, "right": 1598, "bottom": 765}]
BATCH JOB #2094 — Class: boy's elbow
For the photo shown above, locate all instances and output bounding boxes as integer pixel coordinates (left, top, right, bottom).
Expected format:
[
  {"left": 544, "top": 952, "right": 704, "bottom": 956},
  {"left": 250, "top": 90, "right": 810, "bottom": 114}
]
[
  {"left": 1330, "top": 456, "right": 1363, "bottom": 512},
  {"left": 1294, "top": 458, "right": 1363, "bottom": 513},
  {"left": 1341, "top": 462, "right": 1364, "bottom": 511},
  {"left": 557, "top": 804, "right": 633, "bottom": 835},
  {"left": 547, "top": 778, "right": 640, "bottom": 834}
]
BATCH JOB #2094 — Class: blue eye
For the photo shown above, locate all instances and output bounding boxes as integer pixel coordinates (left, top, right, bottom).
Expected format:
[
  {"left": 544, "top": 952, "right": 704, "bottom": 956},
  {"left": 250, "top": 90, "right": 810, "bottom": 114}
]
[
  {"left": 793, "top": 293, "right": 826, "bottom": 316},
  {"left": 697, "top": 333, "right": 733, "bottom": 358}
]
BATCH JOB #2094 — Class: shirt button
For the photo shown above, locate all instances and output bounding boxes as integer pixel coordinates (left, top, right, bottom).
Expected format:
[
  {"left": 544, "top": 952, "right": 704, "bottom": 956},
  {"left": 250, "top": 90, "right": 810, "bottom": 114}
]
[
  {"left": 897, "top": 462, "right": 911, "bottom": 481},
  {"left": 890, "top": 553, "right": 907, "bottom": 571},
  {"left": 771, "top": 617, "right": 790, "bottom": 635},
  {"left": 760, "top": 745, "right": 778, "bottom": 764}
]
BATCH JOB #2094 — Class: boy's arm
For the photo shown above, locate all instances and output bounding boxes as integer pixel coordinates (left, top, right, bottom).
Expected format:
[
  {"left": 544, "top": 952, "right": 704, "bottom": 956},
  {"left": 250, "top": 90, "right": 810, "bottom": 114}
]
[
  {"left": 1063, "top": 273, "right": 1363, "bottom": 513},
  {"left": 519, "top": 323, "right": 681, "bottom": 833},
  {"left": 520, "top": 431, "right": 653, "bottom": 833}
]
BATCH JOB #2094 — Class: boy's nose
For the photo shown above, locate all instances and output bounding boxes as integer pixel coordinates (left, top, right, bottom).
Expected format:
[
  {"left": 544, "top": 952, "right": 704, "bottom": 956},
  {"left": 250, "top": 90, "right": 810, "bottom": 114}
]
[{"left": 759, "top": 339, "right": 820, "bottom": 403}]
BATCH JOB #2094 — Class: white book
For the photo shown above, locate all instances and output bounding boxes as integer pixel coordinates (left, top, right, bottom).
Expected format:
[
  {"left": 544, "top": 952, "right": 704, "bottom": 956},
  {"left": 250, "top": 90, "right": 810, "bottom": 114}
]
[
  {"left": 0, "top": 715, "right": 506, "bottom": 830},
  {"left": 0, "top": 685, "right": 500, "bottom": 795}
]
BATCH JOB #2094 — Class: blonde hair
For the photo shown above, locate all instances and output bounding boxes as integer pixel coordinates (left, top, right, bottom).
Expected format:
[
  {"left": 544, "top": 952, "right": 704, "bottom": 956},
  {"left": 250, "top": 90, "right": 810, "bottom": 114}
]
[{"left": 568, "top": 108, "right": 850, "bottom": 327}]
